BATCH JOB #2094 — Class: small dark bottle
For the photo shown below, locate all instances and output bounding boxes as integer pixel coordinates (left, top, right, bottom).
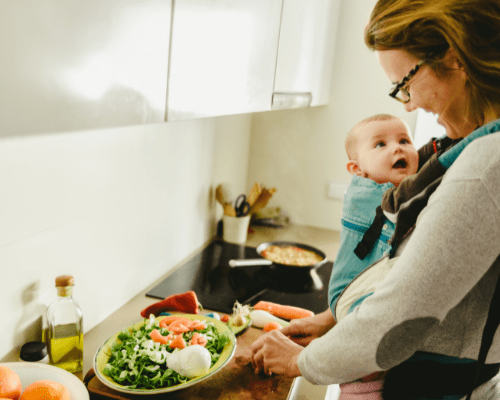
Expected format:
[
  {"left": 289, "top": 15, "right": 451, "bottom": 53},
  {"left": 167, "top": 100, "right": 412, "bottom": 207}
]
[{"left": 20, "top": 341, "right": 49, "bottom": 363}]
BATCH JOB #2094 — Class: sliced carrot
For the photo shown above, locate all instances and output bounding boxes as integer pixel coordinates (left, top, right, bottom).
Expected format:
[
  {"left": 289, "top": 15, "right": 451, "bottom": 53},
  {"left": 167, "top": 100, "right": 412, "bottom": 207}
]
[
  {"left": 263, "top": 321, "right": 282, "bottom": 332},
  {"left": 254, "top": 301, "right": 314, "bottom": 320},
  {"left": 170, "top": 334, "right": 186, "bottom": 349},
  {"left": 150, "top": 329, "right": 172, "bottom": 345},
  {"left": 167, "top": 320, "right": 191, "bottom": 334},
  {"left": 189, "top": 332, "right": 208, "bottom": 347},
  {"left": 159, "top": 316, "right": 193, "bottom": 329},
  {"left": 221, "top": 315, "right": 230, "bottom": 323},
  {"left": 188, "top": 320, "right": 205, "bottom": 331}
]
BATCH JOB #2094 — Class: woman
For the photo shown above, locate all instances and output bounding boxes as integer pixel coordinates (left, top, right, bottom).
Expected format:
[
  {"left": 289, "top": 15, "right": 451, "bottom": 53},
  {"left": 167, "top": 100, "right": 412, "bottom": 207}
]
[{"left": 250, "top": 1, "right": 500, "bottom": 398}]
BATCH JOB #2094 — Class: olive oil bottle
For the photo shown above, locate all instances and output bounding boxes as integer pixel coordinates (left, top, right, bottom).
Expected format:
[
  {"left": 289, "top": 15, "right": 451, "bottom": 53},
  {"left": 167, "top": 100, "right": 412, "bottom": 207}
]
[{"left": 46, "top": 275, "right": 83, "bottom": 373}]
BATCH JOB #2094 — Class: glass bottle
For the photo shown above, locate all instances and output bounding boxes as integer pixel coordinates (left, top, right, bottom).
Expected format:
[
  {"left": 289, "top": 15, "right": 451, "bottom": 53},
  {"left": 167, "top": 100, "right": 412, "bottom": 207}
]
[{"left": 46, "top": 275, "right": 83, "bottom": 373}]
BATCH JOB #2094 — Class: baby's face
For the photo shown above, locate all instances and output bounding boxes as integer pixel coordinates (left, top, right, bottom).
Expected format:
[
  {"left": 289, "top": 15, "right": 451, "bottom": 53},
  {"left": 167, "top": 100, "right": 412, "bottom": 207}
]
[{"left": 354, "top": 119, "right": 418, "bottom": 187}]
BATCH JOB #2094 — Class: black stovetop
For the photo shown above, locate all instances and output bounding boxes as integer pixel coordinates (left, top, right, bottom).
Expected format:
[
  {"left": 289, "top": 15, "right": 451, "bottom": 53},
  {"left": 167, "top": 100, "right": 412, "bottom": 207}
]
[{"left": 146, "top": 240, "right": 333, "bottom": 314}]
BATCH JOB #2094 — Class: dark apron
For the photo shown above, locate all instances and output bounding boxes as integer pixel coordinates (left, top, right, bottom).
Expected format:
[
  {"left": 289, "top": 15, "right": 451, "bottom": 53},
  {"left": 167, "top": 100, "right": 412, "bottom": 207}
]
[
  {"left": 383, "top": 255, "right": 500, "bottom": 400},
  {"left": 382, "top": 354, "right": 500, "bottom": 399}
]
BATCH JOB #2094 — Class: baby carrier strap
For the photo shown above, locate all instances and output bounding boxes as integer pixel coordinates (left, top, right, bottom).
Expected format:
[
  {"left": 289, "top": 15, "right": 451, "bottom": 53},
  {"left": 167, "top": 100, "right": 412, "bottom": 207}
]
[{"left": 354, "top": 206, "right": 386, "bottom": 260}]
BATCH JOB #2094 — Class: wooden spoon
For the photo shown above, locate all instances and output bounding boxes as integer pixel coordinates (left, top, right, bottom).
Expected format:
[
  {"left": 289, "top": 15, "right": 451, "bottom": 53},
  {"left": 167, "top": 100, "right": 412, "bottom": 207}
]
[
  {"left": 250, "top": 187, "right": 276, "bottom": 215},
  {"left": 247, "top": 182, "right": 262, "bottom": 207}
]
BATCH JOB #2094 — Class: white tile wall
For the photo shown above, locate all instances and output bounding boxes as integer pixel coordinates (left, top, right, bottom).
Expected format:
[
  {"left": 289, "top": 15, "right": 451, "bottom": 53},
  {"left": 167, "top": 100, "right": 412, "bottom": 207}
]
[{"left": 0, "top": 114, "right": 252, "bottom": 360}]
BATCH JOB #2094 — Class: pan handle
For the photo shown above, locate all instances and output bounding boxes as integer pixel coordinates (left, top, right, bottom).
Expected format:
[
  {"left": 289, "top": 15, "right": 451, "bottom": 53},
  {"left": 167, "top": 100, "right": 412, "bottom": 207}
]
[{"left": 229, "top": 259, "right": 273, "bottom": 268}]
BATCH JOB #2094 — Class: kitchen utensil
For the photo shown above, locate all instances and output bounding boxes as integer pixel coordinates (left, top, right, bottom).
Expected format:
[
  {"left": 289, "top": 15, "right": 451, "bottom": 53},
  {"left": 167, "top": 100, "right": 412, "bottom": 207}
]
[
  {"left": 228, "top": 241, "right": 327, "bottom": 272},
  {"left": 247, "top": 182, "right": 262, "bottom": 207},
  {"left": 249, "top": 187, "right": 276, "bottom": 215},
  {"left": 234, "top": 194, "right": 250, "bottom": 217},
  {"left": 216, "top": 184, "right": 237, "bottom": 216},
  {"left": 94, "top": 315, "right": 236, "bottom": 395},
  {"left": 223, "top": 203, "right": 237, "bottom": 217},
  {"left": 0, "top": 362, "right": 89, "bottom": 400},
  {"left": 215, "top": 185, "right": 225, "bottom": 206},
  {"left": 216, "top": 183, "right": 233, "bottom": 205}
]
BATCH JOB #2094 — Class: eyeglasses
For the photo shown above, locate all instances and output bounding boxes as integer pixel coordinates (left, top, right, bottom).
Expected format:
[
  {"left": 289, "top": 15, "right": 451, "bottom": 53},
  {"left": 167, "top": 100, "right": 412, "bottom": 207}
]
[{"left": 389, "top": 59, "right": 427, "bottom": 103}]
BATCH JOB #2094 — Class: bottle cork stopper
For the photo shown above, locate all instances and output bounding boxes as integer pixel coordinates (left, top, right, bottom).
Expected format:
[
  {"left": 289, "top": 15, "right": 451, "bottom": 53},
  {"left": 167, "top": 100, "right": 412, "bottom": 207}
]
[{"left": 55, "top": 275, "right": 74, "bottom": 287}]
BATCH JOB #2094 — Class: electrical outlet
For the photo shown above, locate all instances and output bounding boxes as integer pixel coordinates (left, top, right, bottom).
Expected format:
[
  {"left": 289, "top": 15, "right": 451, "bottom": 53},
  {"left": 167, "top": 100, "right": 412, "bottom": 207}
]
[{"left": 327, "top": 181, "right": 347, "bottom": 200}]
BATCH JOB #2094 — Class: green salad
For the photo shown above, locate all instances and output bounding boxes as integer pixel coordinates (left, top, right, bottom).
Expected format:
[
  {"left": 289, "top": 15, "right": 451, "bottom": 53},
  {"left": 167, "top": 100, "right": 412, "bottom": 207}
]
[{"left": 102, "top": 315, "right": 230, "bottom": 390}]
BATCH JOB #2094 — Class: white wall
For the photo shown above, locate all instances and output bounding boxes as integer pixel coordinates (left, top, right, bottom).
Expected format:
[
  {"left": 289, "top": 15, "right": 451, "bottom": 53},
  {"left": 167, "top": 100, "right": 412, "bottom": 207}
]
[
  {"left": 0, "top": 113, "right": 252, "bottom": 361},
  {"left": 248, "top": 0, "right": 417, "bottom": 231}
]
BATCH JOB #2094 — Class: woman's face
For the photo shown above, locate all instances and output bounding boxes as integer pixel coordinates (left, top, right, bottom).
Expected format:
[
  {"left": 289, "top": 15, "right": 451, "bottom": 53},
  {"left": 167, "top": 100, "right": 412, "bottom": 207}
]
[{"left": 376, "top": 49, "right": 475, "bottom": 139}]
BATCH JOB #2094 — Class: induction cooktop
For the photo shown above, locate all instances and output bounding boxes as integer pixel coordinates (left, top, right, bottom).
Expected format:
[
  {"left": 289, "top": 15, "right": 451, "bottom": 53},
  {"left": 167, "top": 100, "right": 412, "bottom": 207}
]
[{"left": 146, "top": 240, "right": 333, "bottom": 314}]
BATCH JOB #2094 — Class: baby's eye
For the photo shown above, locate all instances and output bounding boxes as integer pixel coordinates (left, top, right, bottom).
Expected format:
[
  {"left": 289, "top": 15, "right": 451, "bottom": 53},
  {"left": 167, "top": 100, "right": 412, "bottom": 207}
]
[
  {"left": 375, "top": 142, "right": 386, "bottom": 148},
  {"left": 400, "top": 139, "right": 410, "bottom": 145}
]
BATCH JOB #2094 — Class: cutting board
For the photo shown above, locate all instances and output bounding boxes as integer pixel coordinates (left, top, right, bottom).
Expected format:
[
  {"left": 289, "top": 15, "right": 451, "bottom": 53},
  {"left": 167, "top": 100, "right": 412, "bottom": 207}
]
[{"left": 84, "top": 326, "right": 295, "bottom": 400}]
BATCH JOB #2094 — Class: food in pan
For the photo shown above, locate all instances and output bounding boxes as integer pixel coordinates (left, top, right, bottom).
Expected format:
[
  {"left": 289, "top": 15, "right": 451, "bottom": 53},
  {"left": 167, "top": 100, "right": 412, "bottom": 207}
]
[{"left": 261, "top": 245, "right": 323, "bottom": 266}]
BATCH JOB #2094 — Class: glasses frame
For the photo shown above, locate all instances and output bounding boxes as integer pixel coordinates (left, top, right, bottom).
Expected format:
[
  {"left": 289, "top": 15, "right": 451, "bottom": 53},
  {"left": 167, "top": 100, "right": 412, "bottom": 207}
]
[{"left": 389, "top": 58, "right": 427, "bottom": 103}]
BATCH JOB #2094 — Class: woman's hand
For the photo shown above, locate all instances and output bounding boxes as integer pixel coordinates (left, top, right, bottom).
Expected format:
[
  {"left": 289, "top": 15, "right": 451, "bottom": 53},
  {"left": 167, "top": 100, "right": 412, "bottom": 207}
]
[
  {"left": 280, "top": 309, "right": 336, "bottom": 347},
  {"left": 250, "top": 329, "right": 303, "bottom": 377}
]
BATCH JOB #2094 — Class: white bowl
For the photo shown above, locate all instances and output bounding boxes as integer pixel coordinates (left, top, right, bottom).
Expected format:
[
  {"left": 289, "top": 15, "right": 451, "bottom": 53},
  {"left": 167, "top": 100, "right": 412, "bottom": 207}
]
[{"left": 0, "top": 362, "right": 89, "bottom": 400}]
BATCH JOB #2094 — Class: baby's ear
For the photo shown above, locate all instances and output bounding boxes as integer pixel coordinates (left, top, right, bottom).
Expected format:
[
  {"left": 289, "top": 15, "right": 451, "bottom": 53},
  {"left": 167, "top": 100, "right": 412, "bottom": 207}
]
[{"left": 346, "top": 160, "right": 362, "bottom": 176}]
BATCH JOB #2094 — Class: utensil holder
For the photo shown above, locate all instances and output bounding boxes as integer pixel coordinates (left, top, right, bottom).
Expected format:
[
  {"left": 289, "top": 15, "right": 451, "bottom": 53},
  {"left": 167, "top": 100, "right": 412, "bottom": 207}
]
[{"left": 223, "top": 215, "right": 251, "bottom": 244}]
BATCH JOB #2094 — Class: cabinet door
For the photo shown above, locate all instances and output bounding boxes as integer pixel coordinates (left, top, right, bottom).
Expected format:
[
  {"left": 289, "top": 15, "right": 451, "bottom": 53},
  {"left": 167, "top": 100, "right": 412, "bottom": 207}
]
[
  {"left": 167, "top": 0, "right": 282, "bottom": 121},
  {"left": 272, "top": 0, "right": 341, "bottom": 108},
  {"left": 1, "top": 0, "right": 172, "bottom": 137}
]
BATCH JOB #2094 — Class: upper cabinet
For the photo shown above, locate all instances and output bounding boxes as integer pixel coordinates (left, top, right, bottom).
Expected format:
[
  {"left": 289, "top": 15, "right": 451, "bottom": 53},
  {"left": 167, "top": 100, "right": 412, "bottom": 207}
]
[
  {"left": 167, "top": 0, "right": 341, "bottom": 121},
  {"left": 166, "top": 0, "right": 282, "bottom": 121},
  {"left": 272, "top": 0, "right": 342, "bottom": 110},
  {"left": 2, "top": 0, "right": 341, "bottom": 136},
  {"left": 1, "top": 0, "right": 172, "bottom": 137}
]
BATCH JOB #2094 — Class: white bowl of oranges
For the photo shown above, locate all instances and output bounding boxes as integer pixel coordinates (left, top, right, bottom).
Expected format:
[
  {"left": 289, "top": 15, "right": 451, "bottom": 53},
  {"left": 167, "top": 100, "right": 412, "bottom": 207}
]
[{"left": 0, "top": 363, "right": 89, "bottom": 400}]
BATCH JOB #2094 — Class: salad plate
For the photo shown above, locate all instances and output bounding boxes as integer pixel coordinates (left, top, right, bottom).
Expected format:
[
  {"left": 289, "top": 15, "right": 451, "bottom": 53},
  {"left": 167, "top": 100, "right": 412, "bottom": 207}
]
[{"left": 94, "top": 314, "right": 236, "bottom": 395}]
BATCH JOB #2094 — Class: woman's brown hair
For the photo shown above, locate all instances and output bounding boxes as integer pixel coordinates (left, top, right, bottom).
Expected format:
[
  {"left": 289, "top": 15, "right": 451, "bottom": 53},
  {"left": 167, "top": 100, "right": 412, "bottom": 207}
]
[{"left": 365, "top": 0, "right": 500, "bottom": 125}]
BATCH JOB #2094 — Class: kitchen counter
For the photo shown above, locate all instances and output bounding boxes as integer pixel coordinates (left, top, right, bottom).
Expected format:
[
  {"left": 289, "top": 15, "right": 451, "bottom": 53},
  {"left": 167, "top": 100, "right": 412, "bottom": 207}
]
[
  {"left": 83, "top": 223, "right": 341, "bottom": 399},
  {"left": 5, "top": 223, "right": 341, "bottom": 399},
  {"left": 82, "top": 224, "right": 340, "bottom": 375}
]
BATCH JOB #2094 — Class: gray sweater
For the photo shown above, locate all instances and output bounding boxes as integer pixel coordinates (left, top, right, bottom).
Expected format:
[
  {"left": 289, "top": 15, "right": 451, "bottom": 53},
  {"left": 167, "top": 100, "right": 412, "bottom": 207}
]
[{"left": 298, "top": 131, "right": 500, "bottom": 394}]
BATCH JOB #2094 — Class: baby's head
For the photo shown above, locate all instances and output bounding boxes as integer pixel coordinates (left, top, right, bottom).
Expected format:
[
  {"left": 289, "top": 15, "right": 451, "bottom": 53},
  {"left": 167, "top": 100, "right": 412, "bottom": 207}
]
[{"left": 345, "top": 114, "right": 418, "bottom": 188}]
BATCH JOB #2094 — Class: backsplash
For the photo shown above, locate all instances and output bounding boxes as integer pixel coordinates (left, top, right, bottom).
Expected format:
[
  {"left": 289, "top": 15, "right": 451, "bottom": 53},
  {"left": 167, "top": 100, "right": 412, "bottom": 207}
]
[{"left": 0, "top": 114, "right": 251, "bottom": 360}]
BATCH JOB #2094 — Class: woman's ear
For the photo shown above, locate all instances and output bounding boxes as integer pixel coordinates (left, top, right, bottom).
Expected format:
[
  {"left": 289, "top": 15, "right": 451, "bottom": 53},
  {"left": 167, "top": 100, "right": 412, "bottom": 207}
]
[{"left": 445, "top": 47, "right": 463, "bottom": 71}]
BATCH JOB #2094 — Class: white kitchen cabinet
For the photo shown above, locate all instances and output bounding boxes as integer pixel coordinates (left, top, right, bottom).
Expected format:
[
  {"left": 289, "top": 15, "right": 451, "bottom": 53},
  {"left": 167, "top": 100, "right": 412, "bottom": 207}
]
[
  {"left": 272, "top": 0, "right": 342, "bottom": 109},
  {"left": 1, "top": 0, "right": 172, "bottom": 137},
  {"left": 166, "top": 0, "right": 282, "bottom": 121}
]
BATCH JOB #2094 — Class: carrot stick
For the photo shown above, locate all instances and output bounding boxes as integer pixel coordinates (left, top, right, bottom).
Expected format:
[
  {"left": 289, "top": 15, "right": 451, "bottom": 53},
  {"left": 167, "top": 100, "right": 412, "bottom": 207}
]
[
  {"left": 263, "top": 321, "right": 282, "bottom": 332},
  {"left": 253, "top": 301, "right": 314, "bottom": 320}
]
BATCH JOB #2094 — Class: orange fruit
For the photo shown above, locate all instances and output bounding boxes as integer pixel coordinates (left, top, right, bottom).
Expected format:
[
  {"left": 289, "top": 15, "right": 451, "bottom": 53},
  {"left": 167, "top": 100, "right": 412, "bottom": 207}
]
[
  {"left": 0, "top": 366, "right": 22, "bottom": 400},
  {"left": 20, "top": 380, "right": 70, "bottom": 400}
]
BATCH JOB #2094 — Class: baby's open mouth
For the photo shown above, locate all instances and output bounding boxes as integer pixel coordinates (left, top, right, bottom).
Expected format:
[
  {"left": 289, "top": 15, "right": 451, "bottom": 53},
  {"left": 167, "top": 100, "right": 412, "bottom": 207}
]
[{"left": 393, "top": 159, "right": 407, "bottom": 169}]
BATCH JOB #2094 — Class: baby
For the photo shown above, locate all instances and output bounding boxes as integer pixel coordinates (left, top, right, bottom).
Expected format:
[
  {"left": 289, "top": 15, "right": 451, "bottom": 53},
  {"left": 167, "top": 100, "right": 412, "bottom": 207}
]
[
  {"left": 329, "top": 114, "right": 418, "bottom": 322},
  {"left": 330, "top": 114, "right": 418, "bottom": 399}
]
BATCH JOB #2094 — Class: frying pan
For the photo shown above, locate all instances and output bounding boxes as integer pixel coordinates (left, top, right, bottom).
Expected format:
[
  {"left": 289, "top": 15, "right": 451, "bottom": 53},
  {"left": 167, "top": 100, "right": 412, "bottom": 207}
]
[{"left": 228, "top": 241, "right": 327, "bottom": 272}]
